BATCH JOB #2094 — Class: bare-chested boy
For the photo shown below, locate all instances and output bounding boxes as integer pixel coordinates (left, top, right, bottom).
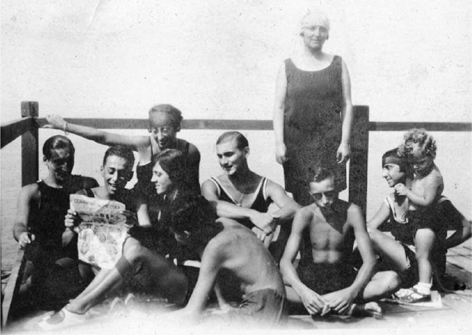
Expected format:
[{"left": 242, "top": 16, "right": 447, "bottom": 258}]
[
  {"left": 280, "top": 167, "right": 395, "bottom": 317},
  {"left": 201, "top": 131, "right": 300, "bottom": 262},
  {"left": 168, "top": 195, "right": 288, "bottom": 327}
]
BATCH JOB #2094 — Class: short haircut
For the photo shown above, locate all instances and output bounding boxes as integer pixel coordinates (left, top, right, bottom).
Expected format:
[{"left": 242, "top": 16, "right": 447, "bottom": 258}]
[
  {"left": 148, "top": 104, "right": 183, "bottom": 128},
  {"left": 310, "top": 166, "right": 335, "bottom": 183},
  {"left": 42, "top": 135, "right": 75, "bottom": 160},
  {"left": 216, "top": 131, "right": 249, "bottom": 150},
  {"left": 382, "top": 148, "right": 408, "bottom": 172},
  {"left": 398, "top": 128, "right": 437, "bottom": 160},
  {"left": 152, "top": 149, "right": 188, "bottom": 187},
  {"left": 103, "top": 145, "right": 135, "bottom": 169},
  {"left": 170, "top": 194, "right": 222, "bottom": 247}
]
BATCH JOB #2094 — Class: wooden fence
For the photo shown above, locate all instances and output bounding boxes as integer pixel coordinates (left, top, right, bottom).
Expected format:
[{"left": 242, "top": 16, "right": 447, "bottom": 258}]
[{"left": 1, "top": 101, "right": 471, "bottom": 327}]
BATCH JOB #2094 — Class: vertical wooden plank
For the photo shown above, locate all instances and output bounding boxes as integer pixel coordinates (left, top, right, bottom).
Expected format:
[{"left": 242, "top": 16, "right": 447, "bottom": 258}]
[
  {"left": 349, "top": 106, "right": 369, "bottom": 214},
  {"left": 1, "top": 249, "right": 25, "bottom": 328},
  {"left": 21, "top": 102, "right": 39, "bottom": 187}
]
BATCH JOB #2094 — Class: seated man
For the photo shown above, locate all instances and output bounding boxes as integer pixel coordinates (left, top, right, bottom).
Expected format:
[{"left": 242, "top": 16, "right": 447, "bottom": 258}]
[
  {"left": 201, "top": 131, "right": 300, "bottom": 262},
  {"left": 280, "top": 167, "right": 394, "bottom": 317},
  {"left": 39, "top": 148, "right": 190, "bottom": 330},
  {"left": 12, "top": 135, "right": 98, "bottom": 309},
  {"left": 168, "top": 195, "right": 288, "bottom": 328},
  {"left": 367, "top": 148, "right": 472, "bottom": 297}
]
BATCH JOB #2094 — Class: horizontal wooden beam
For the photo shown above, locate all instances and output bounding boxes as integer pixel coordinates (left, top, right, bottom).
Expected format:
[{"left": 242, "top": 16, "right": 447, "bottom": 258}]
[
  {"left": 0, "top": 117, "right": 37, "bottom": 149},
  {"left": 34, "top": 118, "right": 472, "bottom": 132},
  {"left": 370, "top": 122, "right": 471, "bottom": 132},
  {"left": 35, "top": 118, "right": 274, "bottom": 130}
]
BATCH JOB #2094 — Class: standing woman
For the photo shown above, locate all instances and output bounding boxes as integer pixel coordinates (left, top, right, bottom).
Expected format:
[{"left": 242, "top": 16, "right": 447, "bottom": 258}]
[{"left": 273, "top": 10, "right": 353, "bottom": 206}]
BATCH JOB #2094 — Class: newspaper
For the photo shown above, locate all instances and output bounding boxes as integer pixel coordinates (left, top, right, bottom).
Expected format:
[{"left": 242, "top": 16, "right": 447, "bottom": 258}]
[{"left": 71, "top": 194, "right": 128, "bottom": 269}]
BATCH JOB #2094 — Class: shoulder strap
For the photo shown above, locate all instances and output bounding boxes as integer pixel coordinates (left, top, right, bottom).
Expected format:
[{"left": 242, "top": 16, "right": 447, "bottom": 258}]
[{"left": 208, "top": 177, "right": 222, "bottom": 198}]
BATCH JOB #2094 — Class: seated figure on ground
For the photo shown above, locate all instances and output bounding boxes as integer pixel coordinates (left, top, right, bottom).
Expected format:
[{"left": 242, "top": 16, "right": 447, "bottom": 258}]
[
  {"left": 201, "top": 131, "right": 300, "bottom": 263},
  {"left": 168, "top": 194, "right": 288, "bottom": 328},
  {"left": 280, "top": 167, "right": 395, "bottom": 318},
  {"left": 39, "top": 148, "right": 190, "bottom": 330},
  {"left": 12, "top": 135, "right": 98, "bottom": 309},
  {"left": 367, "top": 148, "right": 472, "bottom": 300}
]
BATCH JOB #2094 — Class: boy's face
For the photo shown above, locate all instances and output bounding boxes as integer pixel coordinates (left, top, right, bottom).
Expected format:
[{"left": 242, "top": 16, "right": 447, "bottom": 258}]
[
  {"left": 44, "top": 147, "right": 74, "bottom": 183},
  {"left": 101, "top": 155, "right": 132, "bottom": 195},
  {"left": 382, "top": 162, "right": 405, "bottom": 187},
  {"left": 216, "top": 139, "right": 248, "bottom": 176},
  {"left": 308, "top": 176, "right": 338, "bottom": 210}
]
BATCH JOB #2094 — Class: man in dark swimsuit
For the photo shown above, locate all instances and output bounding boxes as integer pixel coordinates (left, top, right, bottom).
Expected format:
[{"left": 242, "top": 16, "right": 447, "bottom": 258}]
[
  {"left": 12, "top": 135, "right": 98, "bottom": 308},
  {"left": 201, "top": 131, "right": 300, "bottom": 263}
]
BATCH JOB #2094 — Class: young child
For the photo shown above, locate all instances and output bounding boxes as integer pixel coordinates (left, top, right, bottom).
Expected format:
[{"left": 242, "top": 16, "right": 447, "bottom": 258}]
[
  {"left": 368, "top": 145, "right": 471, "bottom": 302},
  {"left": 394, "top": 129, "right": 444, "bottom": 302}
]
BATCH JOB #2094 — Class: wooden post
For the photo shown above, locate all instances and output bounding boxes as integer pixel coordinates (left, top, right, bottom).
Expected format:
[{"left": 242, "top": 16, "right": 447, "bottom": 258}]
[
  {"left": 349, "top": 106, "right": 369, "bottom": 214},
  {"left": 21, "top": 101, "right": 39, "bottom": 186}
]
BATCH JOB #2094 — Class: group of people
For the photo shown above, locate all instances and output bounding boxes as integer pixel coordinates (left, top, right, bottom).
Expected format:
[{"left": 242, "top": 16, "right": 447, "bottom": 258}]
[{"left": 11, "top": 9, "right": 471, "bottom": 330}]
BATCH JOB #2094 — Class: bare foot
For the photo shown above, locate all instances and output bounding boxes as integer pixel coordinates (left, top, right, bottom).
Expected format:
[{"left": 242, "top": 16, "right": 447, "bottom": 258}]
[{"left": 348, "top": 302, "right": 382, "bottom": 319}]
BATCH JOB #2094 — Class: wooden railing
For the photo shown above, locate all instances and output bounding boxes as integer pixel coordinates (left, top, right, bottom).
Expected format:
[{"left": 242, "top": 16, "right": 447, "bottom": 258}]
[{"left": 1, "top": 101, "right": 471, "bottom": 327}]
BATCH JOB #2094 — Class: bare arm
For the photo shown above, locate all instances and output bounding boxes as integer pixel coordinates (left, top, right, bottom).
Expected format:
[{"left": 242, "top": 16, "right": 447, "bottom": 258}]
[
  {"left": 183, "top": 241, "right": 223, "bottom": 315},
  {"left": 273, "top": 62, "right": 288, "bottom": 165},
  {"left": 396, "top": 173, "right": 443, "bottom": 207},
  {"left": 266, "top": 180, "right": 301, "bottom": 222},
  {"left": 12, "top": 184, "right": 38, "bottom": 248},
  {"left": 280, "top": 209, "right": 328, "bottom": 314},
  {"left": 337, "top": 60, "right": 353, "bottom": 164},
  {"left": 367, "top": 201, "right": 390, "bottom": 230},
  {"left": 201, "top": 180, "right": 276, "bottom": 234},
  {"left": 347, "top": 204, "right": 377, "bottom": 296},
  {"left": 45, "top": 115, "right": 149, "bottom": 155}
]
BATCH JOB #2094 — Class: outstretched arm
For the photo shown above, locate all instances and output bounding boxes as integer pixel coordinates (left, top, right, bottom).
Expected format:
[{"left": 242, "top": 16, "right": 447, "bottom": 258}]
[
  {"left": 337, "top": 60, "right": 353, "bottom": 164},
  {"left": 273, "top": 62, "right": 288, "bottom": 165},
  {"left": 280, "top": 209, "right": 328, "bottom": 315},
  {"left": 201, "top": 180, "right": 276, "bottom": 234},
  {"left": 45, "top": 115, "right": 149, "bottom": 157}
]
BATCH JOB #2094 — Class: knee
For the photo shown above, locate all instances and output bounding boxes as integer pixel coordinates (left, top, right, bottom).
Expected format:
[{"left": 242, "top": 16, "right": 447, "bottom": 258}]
[
  {"left": 384, "top": 271, "right": 402, "bottom": 291},
  {"left": 367, "top": 226, "right": 380, "bottom": 245},
  {"left": 122, "top": 238, "right": 146, "bottom": 264}
]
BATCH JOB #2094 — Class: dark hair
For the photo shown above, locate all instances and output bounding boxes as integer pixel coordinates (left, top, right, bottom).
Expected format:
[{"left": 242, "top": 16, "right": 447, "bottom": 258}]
[
  {"left": 148, "top": 104, "right": 183, "bottom": 128},
  {"left": 152, "top": 149, "right": 188, "bottom": 187},
  {"left": 310, "top": 166, "right": 335, "bottom": 183},
  {"left": 216, "top": 131, "right": 249, "bottom": 150},
  {"left": 382, "top": 148, "right": 408, "bottom": 172},
  {"left": 170, "top": 194, "right": 222, "bottom": 247},
  {"left": 103, "top": 145, "right": 135, "bottom": 168},
  {"left": 43, "top": 135, "right": 75, "bottom": 160}
]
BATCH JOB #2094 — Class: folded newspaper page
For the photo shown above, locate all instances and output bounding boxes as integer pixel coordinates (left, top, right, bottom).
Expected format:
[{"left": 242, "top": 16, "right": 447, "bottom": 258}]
[{"left": 70, "top": 194, "right": 128, "bottom": 269}]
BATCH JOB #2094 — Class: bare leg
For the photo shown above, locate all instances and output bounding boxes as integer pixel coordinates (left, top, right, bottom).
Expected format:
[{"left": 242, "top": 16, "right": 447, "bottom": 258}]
[
  {"left": 67, "top": 237, "right": 187, "bottom": 314},
  {"left": 414, "top": 228, "right": 435, "bottom": 284},
  {"left": 368, "top": 227, "right": 410, "bottom": 272},
  {"left": 363, "top": 270, "right": 401, "bottom": 301}
]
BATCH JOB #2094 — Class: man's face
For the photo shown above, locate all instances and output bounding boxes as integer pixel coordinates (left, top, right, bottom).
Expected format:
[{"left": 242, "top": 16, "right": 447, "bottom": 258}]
[
  {"left": 382, "top": 163, "right": 405, "bottom": 187},
  {"left": 216, "top": 139, "right": 248, "bottom": 176},
  {"left": 149, "top": 112, "right": 179, "bottom": 150},
  {"left": 101, "top": 155, "right": 132, "bottom": 195},
  {"left": 44, "top": 147, "right": 74, "bottom": 183},
  {"left": 308, "top": 176, "right": 338, "bottom": 210}
]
